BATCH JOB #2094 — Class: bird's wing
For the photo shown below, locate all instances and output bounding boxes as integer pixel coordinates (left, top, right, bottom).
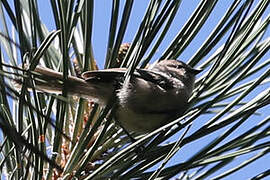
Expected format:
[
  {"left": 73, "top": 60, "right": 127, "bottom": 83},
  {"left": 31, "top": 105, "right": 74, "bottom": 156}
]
[
  {"left": 82, "top": 68, "right": 127, "bottom": 82},
  {"left": 136, "top": 69, "right": 175, "bottom": 90},
  {"left": 82, "top": 68, "right": 174, "bottom": 89}
]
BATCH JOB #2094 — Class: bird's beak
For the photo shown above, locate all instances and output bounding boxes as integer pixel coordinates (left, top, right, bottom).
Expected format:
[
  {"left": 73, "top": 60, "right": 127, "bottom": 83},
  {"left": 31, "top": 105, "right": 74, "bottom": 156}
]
[{"left": 190, "top": 68, "right": 203, "bottom": 75}]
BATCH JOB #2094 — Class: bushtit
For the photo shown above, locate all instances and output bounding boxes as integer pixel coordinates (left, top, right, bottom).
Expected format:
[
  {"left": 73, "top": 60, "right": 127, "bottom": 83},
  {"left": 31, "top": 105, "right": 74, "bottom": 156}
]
[{"left": 18, "top": 60, "right": 202, "bottom": 133}]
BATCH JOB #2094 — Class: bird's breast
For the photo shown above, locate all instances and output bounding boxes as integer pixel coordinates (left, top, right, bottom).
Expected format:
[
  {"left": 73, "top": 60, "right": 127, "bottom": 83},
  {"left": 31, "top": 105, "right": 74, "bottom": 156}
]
[
  {"left": 115, "top": 107, "right": 172, "bottom": 133},
  {"left": 115, "top": 78, "right": 190, "bottom": 133}
]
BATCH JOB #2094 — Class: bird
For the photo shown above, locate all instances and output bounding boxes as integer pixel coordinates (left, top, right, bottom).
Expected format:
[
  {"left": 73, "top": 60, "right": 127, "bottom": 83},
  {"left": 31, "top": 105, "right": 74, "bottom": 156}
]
[{"left": 17, "top": 60, "right": 202, "bottom": 133}]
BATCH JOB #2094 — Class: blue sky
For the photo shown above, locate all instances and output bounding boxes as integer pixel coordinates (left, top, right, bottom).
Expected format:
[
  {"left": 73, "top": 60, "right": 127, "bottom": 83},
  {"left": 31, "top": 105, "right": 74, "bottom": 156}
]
[
  {"left": 32, "top": 1, "right": 270, "bottom": 179},
  {"left": 2, "top": 1, "right": 270, "bottom": 179}
]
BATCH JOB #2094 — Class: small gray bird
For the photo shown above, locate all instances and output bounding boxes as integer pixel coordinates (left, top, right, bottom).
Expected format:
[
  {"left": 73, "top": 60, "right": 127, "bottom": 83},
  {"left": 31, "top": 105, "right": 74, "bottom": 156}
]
[{"left": 19, "top": 60, "right": 202, "bottom": 133}]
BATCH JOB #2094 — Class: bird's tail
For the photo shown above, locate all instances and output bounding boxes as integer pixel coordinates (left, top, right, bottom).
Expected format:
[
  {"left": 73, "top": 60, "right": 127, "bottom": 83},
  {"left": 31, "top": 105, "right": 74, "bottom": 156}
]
[{"left": 14, "top": 66, "right": 92, "bottom": 97}]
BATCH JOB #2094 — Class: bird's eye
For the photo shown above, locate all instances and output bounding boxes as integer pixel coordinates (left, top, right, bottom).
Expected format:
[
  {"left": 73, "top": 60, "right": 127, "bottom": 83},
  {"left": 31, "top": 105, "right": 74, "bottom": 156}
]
[
  {"left": 167, "top": 63, "right": 184, "bottom": 69},
  {"left": 176, "top": 65, "right": 183, "bottom": 69}
]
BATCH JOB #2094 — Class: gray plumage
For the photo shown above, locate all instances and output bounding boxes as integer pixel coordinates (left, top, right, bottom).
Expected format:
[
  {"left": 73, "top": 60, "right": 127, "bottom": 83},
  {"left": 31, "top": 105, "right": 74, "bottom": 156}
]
[{"left": 17, "top": 60, "right": 201, "bottom": 133}]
